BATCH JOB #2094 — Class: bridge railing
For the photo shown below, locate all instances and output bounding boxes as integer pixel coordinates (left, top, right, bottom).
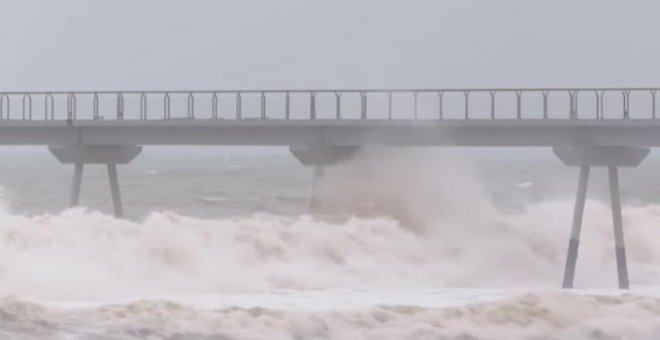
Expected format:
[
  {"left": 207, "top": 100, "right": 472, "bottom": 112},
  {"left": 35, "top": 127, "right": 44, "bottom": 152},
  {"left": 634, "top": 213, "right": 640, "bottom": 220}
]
[{"left": 0, "top": 88, "right": 658, "bottom": 121}]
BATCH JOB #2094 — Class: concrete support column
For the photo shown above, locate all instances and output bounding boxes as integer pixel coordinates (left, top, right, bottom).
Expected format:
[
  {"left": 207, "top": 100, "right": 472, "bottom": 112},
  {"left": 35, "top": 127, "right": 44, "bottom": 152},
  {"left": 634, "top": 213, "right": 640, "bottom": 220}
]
[
  {"left": 290, "top": 145, "right": 359, "bottom": 212},
  {"left": 309, "top": 166, "right": 325, "bottom": 211},
  {"left": 608, "top": 166, "right": 629, "bottom": 289},
  {"left": 70, "top": 163, "right": 84, "bottom": 207},
  {"left": 554, "top": 146, "right": 649, "bottom": 289},
  {"left": 562, "top": 165, "right": 590, "bottom": 289},
  {"left": 49, "top": 145, "right": 141, "bottom": 218},
  {"left": 107, "top": 164, "right": 123, "bottom": 218}
]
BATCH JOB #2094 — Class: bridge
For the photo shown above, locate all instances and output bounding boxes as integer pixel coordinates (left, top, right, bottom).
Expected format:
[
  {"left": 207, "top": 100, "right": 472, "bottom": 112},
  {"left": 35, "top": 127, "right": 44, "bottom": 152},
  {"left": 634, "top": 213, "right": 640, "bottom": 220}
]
[{"left": 2, "top": 87, "right": 660, "bottom": 290}]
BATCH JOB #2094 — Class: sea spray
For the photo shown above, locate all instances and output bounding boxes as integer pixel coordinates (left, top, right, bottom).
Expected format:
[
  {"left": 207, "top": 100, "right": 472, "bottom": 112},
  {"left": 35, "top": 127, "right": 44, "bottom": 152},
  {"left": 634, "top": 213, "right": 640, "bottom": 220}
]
[
  {"left": 1, "top": 150, "right": 660, "bottom": 338},
  {"left": 314, "top": 148, "right": 496, "bottom": 231},
  {"left": 1, "top": 150, "right": 660, "bottom": 301}
]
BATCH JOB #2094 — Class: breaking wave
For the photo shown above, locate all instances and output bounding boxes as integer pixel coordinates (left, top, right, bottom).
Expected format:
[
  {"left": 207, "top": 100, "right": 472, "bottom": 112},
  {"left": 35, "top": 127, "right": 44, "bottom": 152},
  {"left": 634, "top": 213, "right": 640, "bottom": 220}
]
[
  {"left": 2, "top": 150, "right": 660, "bottom": 296},
  {"left": 2, "top": 149, "right": 660, "bottom": 338},
  {"left": 2, "top": 292, "right": 660, "bottom": 339},
  {"left": 3, "top": 199, "right": 660, "bottom": 301}
]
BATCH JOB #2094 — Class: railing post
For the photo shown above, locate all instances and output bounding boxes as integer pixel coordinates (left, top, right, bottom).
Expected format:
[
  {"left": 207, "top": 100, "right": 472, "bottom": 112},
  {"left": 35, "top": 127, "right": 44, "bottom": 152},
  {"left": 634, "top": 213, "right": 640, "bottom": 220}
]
[
  {"left": 164, "top": 93, "right": 171, "bottom": 120},
  {"left": 335, "top": 92, "right": 341, "bottom": 119},
  {"left": 437, "top": 91, "right": 444, "bottom": 119},
  {"left": 595, "top": 90, "right": 601, "bottom": 119},
  {"left": 360, "top": 91, "right": 367, "bottom": 120},
  {"left": 542, "top": 91, "right": 549, "bottom": 119},
  {"left": 388, "top": 91, "right": 393, "bottom": 119},
  {"left": 212, "top": 92, "right": 219, "bottom": 119},
  {"left": 516, "top": 91, "right": 522, "bottom": 119},
  {"left": 599, "top": 90, "right": 605, "bottom": 120},
  {"left": 45, "top": 93, "right": 54, "bottom": 120},
  {"left": 574, "top": 90, "right": 580, "bottom": 119},
  {"left": 413, "top": 91, "right": 419, "bottom": 119},
  {"left": 490, "top": 91, "right": 496, "bottom": 119},
  {"left": 236, "top": 92, "right": 242, "bottom": 119},
  {"left": 285, "top": 92, "right": 291, "bottom": 120},
  {"left": 652, "top": 90, "right": 658, "bottom": 119},
  {"left": 22, "top": 94, "right": 32, "bottom": 120},
  {"left": 0, "top": 94, "right": 6, "bottom": 120},
  {"left": 68, "top": 93, "right": 77, "bottom": 121},
  {"left": 261, "top": 92, "right": 267, "bottom": 119},
  {"left": 116, "top": 93, "right": 124, "bottom": 120},
  {"left": 140, "top": 93, "right": 147, "bottom": 120},
  {"left": 93, "top": 93, "right": 100, "bottom": 119},
  {"left": 463, "top": 91, "right": 470, "bottom": 119},
  {"left": 187, "top": 92, "right": 195, "bottom": 119},
  {"left": 569, "top": 90, "right": 577, "bottom": 119},
  {"left": 622, "top": 90, "right": 630, "bottom": 119},
  {"left": 310, "top": 92, "right": 316, "bottom": 120}
]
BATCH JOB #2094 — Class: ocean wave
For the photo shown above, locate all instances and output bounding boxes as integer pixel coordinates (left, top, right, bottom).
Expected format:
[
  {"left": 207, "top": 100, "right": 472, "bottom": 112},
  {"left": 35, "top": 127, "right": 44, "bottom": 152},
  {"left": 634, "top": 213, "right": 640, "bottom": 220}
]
[
  {"left": 4, "top": 149, "right": 660, "bottom": 339},
  {"left": 1, "top": 292, "right": 660, "bottom": 339},
  {"left": 2, "top": 149, "right": 660, "bottom": 302},
  {"left": 1, "top": 199, "right": 660, "bottom": 303}
]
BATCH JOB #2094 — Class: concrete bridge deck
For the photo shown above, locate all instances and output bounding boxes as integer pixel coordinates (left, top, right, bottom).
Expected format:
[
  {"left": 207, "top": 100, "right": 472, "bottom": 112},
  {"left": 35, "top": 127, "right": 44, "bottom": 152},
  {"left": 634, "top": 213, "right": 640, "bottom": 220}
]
[{"left": 2, "top": 119, "right": 660, "bottom": 147}]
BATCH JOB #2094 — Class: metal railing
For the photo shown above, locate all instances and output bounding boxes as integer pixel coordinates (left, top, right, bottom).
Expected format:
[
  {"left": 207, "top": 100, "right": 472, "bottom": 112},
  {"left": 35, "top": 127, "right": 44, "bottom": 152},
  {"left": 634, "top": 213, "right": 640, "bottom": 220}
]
[{"left": 0, "top": 88, "right": 659, "bottom": 121}]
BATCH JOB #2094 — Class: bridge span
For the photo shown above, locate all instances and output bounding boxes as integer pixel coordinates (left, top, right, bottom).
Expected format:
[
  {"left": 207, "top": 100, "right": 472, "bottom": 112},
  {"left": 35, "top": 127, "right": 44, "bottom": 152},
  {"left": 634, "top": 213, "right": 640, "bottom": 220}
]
[
  {"left": 3, "top": 119, "right": 660, "bottom": 147},
  {"left": 2, "top": 87, "right": 660, "bottom": 146},
  {"left": 2, "top": 87, "right": 660, "bottom": 290}
]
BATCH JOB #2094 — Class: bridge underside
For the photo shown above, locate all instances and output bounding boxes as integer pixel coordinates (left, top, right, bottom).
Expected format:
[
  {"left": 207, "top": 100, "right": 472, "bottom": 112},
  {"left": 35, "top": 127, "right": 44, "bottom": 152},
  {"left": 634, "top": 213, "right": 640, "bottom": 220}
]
[{"left": 2, "top": 120, "right": 660, "bottom": 146}]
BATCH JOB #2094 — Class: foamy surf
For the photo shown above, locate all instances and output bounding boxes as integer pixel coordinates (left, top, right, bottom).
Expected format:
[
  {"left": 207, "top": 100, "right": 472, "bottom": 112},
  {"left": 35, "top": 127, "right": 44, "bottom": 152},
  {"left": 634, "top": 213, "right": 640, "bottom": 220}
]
[
  {"left": 4, "top": 201, "right": 660, "bottom": 301},
  {"left": 3, "top": 291, "right": 660, "bottom": 340},
  {"left": 2, "top": 149, "right": 660, "bottom": 338},
  {"left": 0, "top": 204, "right": 660, "bottom": 338}
]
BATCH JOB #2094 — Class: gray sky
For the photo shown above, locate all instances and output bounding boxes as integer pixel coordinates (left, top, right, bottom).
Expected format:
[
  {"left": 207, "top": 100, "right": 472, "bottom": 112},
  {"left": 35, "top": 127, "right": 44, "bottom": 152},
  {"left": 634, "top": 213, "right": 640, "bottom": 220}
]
[{"left": 1, "top": 0, "right": 658, "bottom": 90}]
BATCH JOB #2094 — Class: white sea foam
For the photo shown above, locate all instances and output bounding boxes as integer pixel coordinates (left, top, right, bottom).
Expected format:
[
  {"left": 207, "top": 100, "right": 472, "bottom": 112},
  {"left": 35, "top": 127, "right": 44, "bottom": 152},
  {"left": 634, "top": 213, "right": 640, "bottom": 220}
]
[
  {"left": 3, "top": 198, "right": 660, "bottom": 299},
  {"left": 2, "top": 291, "right": 660, "bottom": 339},
  {"left": 1, "top": 149, "right": 660, "bottom": 338}
]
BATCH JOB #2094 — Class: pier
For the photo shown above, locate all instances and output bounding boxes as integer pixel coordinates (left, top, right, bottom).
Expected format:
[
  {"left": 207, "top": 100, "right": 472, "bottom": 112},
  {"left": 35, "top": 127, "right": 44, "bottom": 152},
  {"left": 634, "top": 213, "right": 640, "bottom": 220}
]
[{"left": 2, "top": 87, "right": 660, "bottom": 289}]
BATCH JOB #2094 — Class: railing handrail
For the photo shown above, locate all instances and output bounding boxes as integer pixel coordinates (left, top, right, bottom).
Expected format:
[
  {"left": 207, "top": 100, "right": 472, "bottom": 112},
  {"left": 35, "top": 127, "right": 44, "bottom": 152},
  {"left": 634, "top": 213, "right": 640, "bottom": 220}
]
[
  {"left": 0, "top": 87, "right": 659, "bottom": 95},
  {"left": 2, "top": 87, "right": 660, "bottom": 122}
]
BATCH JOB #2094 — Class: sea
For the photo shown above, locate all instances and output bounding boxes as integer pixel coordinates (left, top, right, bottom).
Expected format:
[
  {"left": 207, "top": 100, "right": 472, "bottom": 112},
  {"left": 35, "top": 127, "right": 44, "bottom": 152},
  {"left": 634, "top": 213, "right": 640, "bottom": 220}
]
[{"left": 1, "top": 146, "right": 660, "bottom": 339}]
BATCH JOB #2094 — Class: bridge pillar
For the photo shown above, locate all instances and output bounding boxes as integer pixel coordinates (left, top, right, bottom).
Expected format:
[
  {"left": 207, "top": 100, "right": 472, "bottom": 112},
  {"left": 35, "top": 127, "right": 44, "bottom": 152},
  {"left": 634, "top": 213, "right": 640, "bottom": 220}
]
[
  {"left": 70, "top": 162, "right": 84, "bottom": 206},
  {"left": 554, "top": 146, "right": 649, "bottom": 289},
  {"left": 290, "top": 146, "right": 359, "bottom": 211},
  {"left": 49, "top": 145, "right": 142, "bottom": 218},
  {"left": 310, "top": 166, "right": 325, "bottom": 211}
]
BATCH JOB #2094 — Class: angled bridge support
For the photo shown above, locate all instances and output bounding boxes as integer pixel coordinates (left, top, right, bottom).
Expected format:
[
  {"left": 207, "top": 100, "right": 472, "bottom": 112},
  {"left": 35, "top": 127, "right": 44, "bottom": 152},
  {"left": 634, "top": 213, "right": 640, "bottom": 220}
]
[
  {"left": 554, "top": 146, "right": 649, "bottom": 289},
  {"left": 290, "top": 146, "right": 359, "bottom": 211},
  {"left": 49, "top": 145, "right": 142, "bottom": 218}
]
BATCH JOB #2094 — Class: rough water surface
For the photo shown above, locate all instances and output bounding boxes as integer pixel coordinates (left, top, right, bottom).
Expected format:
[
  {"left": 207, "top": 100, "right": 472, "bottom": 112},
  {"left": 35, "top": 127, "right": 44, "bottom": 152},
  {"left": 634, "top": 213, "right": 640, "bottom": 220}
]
[{"left": 1, "top": 148, "right": 660, "bottom": 339}]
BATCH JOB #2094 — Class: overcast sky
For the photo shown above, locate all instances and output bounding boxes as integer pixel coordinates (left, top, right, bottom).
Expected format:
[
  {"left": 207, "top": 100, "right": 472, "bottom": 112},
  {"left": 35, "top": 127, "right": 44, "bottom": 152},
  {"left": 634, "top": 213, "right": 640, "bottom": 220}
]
[{"left": 1, "top": 0, "right": 658, "bottom": 91}]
